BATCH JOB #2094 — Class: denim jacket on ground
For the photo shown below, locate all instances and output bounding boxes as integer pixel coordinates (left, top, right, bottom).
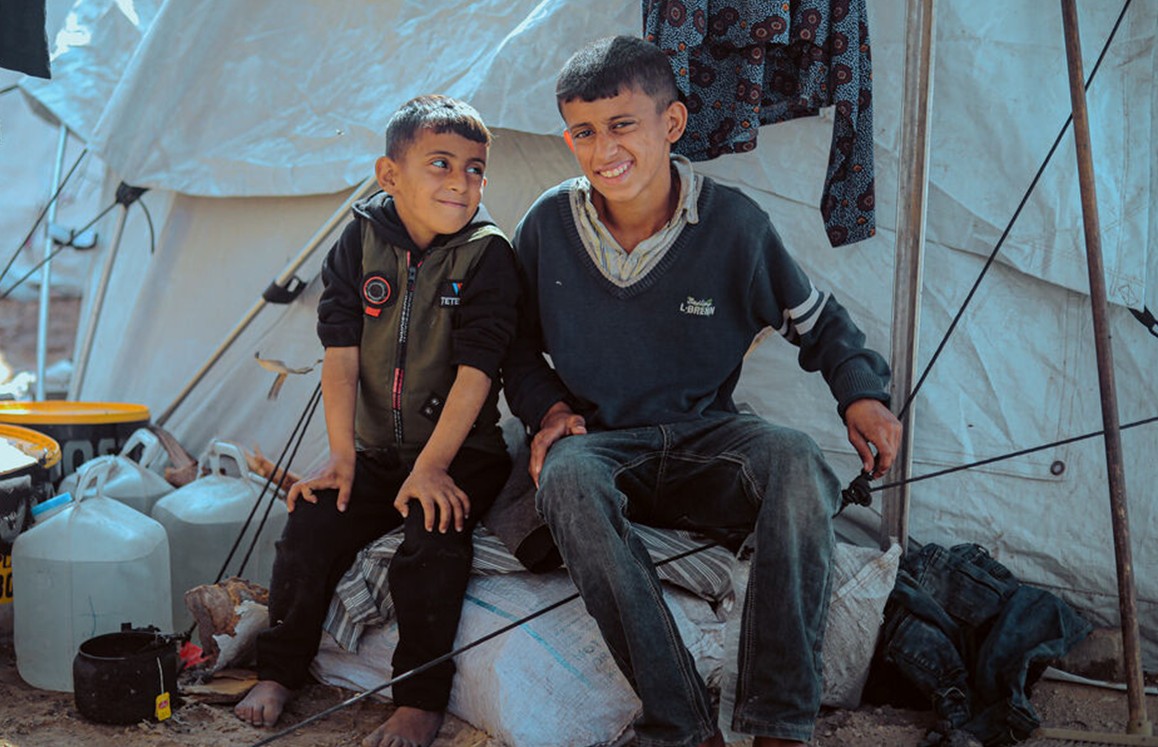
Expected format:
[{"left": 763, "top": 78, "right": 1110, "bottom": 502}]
[{"left": 870, "top": 543, "right": 1091, "bottom": 746}]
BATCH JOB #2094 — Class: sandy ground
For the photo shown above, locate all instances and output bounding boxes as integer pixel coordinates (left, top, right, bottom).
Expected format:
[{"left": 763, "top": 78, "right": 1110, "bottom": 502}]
[
  {"left": 2, "top": 295, "right": 1156, "bottom": 747},
  {"left": 1, "top": 635, "right": 1155, "bottom": 747}
]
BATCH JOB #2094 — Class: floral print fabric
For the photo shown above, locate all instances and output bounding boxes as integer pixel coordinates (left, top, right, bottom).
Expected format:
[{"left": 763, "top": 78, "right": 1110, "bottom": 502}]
[{"left": 644, "top": 0, "right": 876, "bottom": 247}]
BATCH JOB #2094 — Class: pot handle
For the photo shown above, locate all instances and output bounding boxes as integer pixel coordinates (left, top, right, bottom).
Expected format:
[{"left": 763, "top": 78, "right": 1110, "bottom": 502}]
[{"left": 73, "top": 455, "right": 115, "bottom": 503}]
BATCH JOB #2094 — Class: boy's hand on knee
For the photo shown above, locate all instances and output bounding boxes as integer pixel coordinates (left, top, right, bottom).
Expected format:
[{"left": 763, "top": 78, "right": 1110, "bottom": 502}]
[
  {"left": 286, "top": 454, "right": 355, "bottom": 513},
  {"left": 530, "top": 403, "right": 587, "bottom": 487},
  {"left": 394, "top": 464, "right": 471, "bottom": 533}
]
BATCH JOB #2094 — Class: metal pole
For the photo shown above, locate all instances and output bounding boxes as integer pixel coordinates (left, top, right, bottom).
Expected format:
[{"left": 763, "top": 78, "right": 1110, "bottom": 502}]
[
  {"left": 881, "top": 0, "right": 936, "bottom": 551},
  {"left": 70, "top": 206, "right": 129, "bottom": 399},
  {"left": 35, "top": 125, "right": 69, "bottom": 401},
  {"left": 1060, "top": 0, "right": 1151, "bottom": 736},
  {"left": 155, "top": 175, "right": 378, "bottom": 426}
]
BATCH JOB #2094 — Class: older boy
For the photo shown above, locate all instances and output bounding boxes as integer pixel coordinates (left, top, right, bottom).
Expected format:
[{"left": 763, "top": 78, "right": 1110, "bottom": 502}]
[
  {"left": 503, "top": 37, "right": 902, "bottom": 746},
  {"left": 236, "top": 95, "right": 518, "bottom": 747}
]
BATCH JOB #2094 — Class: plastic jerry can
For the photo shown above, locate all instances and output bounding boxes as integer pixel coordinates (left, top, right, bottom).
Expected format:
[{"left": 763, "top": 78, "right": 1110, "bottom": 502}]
[
  {"left": 58, "top": 429, "right": 174, "bottom": 516},
  {"left": 150, "top": 440, "right": 288, "bottom": 632},
  {"left": 12, "top": 459, "right": 173, "bottom": 692}
]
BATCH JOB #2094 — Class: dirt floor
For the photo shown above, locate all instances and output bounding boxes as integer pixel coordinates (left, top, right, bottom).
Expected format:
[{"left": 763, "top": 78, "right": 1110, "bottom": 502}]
[
  {"left": 2, "top": 295, "right": 1156, "bottom": 747},
  {"left": 0, "top": 636, "right": 1154, "bottom": 747}
]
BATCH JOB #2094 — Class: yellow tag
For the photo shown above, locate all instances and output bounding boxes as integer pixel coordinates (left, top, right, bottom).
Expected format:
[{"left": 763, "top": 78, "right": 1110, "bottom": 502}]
[
  {"left": 155, "top": 692, "right": 172, "bottom": 721},
  {"left": 0, "top": 555, "right": 12, "bottom": 605}
]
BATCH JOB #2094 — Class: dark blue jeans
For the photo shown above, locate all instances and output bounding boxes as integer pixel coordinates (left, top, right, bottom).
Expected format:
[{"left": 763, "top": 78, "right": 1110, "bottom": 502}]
[
  {"left": 535, "top": 413, "right": 841, "bottom": 746},
  {"left": 255, "top": 446, "right": 509, "bottom": 710},
  {"left": 875, "top": 543, "right": 1091, "bottom": 745}
]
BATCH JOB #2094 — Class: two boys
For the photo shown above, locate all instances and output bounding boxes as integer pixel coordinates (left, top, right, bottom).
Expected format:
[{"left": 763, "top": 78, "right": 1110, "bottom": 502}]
[{"left": 241, "top": 33, "right": 900, "bottom": 747}]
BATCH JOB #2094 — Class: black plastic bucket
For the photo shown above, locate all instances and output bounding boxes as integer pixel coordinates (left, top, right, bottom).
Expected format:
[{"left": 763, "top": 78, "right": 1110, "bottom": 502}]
[
  {"left": 0, "top": 402, "right": 149, "bottom": 486},
  {"left": 72, "top": 629, "right": 179, "bottom": 724}
]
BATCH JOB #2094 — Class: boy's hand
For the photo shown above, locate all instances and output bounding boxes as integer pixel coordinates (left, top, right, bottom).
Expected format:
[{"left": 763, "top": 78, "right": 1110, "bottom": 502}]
[
  {"left": 530, "top": 402, "right": 587, "bottom": 488},
  {"left": 394, "top": 464, "right": 471, "bottom": 533},
  {"left": 844, "top": 398, "right": 903, "bottom": 479},
  {"left": 286, "top": 453, "right": 356, "bottom": 513}
]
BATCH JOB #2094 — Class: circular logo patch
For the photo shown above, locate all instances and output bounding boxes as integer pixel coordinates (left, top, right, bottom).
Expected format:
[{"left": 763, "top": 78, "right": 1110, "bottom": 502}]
[{"left": 362, "top": 274, "right": 393, "bottom": 306}]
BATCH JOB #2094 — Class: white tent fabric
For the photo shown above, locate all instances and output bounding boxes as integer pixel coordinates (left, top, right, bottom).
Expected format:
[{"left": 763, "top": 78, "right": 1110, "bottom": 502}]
[
  {"left": 0, "top": 87, "right": 93, "bottom": 300},
  {"left": 21, "top": 0, "right": 636, "bottom": 196},
  {"left": 0, "top": 32, "right": 103, "bottom": 301},
  {"left": 12, "top": 0, "right": 1158, "bottom": 668}
]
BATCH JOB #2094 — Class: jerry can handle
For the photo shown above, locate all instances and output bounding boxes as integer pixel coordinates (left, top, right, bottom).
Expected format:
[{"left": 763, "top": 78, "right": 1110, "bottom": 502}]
[
  {"left": 74, "top": 455, "right": 115, "bottom": 503},
  {"left": 118, "top": 428, "right": 165, "bottom": 471},
  {"left": 201, "top": 440, "right": 252, "bottom": 481}
]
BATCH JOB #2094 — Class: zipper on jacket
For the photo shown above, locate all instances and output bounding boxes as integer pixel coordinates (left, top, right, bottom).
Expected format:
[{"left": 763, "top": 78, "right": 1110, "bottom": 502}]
[{"left": 391, "top": 250, "right": 424, "bottom": 446}]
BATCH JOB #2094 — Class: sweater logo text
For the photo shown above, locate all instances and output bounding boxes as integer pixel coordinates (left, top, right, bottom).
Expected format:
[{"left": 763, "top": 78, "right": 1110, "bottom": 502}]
[
  {"left": 438, "top": 279, "right": 465, "bottom": 307},
  {"left": 679, "top": 296, "right": 715, "bottom": 317}
]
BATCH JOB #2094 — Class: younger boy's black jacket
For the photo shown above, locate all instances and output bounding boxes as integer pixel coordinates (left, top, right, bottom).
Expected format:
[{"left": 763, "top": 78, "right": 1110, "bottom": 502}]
[{"left": 316, "top": 192, "right": 519, "bottom": 461}]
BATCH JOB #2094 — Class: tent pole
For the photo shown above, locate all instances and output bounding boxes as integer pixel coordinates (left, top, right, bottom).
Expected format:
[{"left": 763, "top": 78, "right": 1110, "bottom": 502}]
[
  {"left": 1060, "top": 0, "right": 1151, "bottom": 736},
  {"left": 35, "top": 125, "right": 69, "bottom": 401},
  {"left": 70, "top": 205, "right": 129, "bottom": 400},
  {"left": 880, "top": 0, "right": 936, "bottom": 551},
  {"left": 155, "top": 175, "right": 378, "bottom": 427}
]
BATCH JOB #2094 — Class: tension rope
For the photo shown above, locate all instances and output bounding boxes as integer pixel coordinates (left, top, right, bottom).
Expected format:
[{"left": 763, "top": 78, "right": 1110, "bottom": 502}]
[
  {"left": 0, "top": 148, "right": 88, "bottom": 291},
  {"left": 841, "top": 0, "right": 1136, "bottom": 509},
  {"left": 239, "top": 393, "right": 1157, "bottom": 746},
  {"left": 0, "top": 181, "right": 155, "bottom": 300},
  {"left": 184, "top": 382, "right": 324, "bottom": 642},
  {"left": 247, "top": 537, "right": 722, "bottom": 747}
]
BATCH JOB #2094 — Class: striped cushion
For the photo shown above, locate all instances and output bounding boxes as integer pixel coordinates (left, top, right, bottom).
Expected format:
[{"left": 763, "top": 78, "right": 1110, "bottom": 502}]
[{"left": 323, "top": 524, "right": 737, "bottom": 652}]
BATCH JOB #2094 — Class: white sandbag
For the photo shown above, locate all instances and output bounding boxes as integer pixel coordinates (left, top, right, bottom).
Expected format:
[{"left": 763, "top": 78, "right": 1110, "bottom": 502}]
[
  {"left": 820, "top": 542, "right": 903, "bottom": 707},
  {"left": 718, "top": 541, "right": 902, "bottom": 742},
  {"left": 312, "top": 570, "right": 725, "bottom": 747}
]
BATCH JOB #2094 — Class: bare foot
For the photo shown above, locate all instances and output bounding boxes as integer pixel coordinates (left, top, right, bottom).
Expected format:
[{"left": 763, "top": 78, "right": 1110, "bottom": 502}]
[
  {"left": 698, "top": 731, "right": 725, "bottom": 747},
  {"left": 234, "top": 680, "right": 293, "bottom": 727},
  {"left": 361, "top": 706, "right": 445, "bottom": 747}
]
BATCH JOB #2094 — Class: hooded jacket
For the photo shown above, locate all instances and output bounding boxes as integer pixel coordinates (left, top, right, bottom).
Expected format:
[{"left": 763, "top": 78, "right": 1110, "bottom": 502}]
[{"left": 317, "top": 192, "right": 518, "bottom": 461}]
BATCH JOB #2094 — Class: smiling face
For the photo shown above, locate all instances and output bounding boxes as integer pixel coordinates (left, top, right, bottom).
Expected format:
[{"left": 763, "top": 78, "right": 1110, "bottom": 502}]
[
  {"left": 375, "top": 129, "right": 487, "bottom": 250},
  {"left": 560, "top": 85, "right": 687, "bottom": 222}
]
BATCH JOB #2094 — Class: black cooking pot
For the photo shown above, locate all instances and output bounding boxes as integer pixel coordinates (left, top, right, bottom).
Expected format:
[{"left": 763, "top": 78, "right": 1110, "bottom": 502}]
[{"left": 73, "top": 627, "right": 180, "bottom": 724}]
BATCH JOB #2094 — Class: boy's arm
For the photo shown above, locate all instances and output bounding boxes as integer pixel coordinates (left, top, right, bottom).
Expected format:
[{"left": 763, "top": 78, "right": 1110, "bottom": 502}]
[
  {"left": 750, "top": 220, "right": 901, "bottom": 477},
  {"left": 503, "top": 209, "right": 579, "bottom": 435},
  {"left": 394, "top": 364, "right": 491, "bottom": 533},
  {"left": 286, "top": 345, "right": 360, "bottom": 512}
]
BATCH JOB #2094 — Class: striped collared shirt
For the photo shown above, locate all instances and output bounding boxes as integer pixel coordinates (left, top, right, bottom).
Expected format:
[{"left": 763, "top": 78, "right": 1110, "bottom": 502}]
[{"left": 569, "top": 155, "right": 702, "bottom": 287}]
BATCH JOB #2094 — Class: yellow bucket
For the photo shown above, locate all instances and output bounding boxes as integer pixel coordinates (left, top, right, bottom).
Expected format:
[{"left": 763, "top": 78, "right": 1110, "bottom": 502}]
[{"left": 0, "top": 402, "right": 149, "bottom": 485}]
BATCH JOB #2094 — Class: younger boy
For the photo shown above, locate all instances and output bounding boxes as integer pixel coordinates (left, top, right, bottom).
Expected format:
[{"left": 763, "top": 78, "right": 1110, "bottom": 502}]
[
  {"left": 503, "top": 37, "right": 902, "bottom": 746},
  {"left": 236, "top": 95, "right": 519, "bottom": 747}
]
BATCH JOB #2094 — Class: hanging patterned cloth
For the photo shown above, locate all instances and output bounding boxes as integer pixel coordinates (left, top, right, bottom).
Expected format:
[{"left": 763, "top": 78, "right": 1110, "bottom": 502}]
[
  {"left": 0, "top": 0, "right": 51, "bottom": 79},
  {"left": 644, "top": 0, "right": 876, "bottom": 247}
]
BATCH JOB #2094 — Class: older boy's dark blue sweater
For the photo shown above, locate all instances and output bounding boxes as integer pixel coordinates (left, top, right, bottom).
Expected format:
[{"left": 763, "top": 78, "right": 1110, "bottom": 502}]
[{"left": 504, "top": 176, "right": 891, "bottom": 432}]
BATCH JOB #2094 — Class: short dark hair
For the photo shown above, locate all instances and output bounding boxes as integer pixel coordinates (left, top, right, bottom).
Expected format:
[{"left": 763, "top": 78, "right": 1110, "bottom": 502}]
[
  {"left": 556, "top": 35, "right": 679, "bottom": 113},
  {"left": 384, "top": 94, "right": 491, "bottom": 160}
]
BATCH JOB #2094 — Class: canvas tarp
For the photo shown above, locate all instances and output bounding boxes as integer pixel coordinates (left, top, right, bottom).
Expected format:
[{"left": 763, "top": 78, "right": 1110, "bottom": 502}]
[
  {"left": 12, "top": 0, "right": 1158, "bottom": 666},
  {"left": 0, "top": 0, "right": 102, "bottom": 303}
]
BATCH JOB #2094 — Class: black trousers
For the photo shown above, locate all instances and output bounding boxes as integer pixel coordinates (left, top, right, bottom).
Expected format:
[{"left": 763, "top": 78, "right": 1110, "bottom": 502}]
[{"left": 255, "top": 446, "right": 510, "bottom": 710}]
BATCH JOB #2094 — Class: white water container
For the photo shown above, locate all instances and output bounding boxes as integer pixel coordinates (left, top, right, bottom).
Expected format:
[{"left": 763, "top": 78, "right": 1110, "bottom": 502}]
[
  {"left": 12, "top": 459, "right": 172, "bottom": 692},
  {"left": 150, "top": 440, "right": 288, "bottom": 632},
  {"left": 58, "top": 428, "right": 174, "bottom": 516}
]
